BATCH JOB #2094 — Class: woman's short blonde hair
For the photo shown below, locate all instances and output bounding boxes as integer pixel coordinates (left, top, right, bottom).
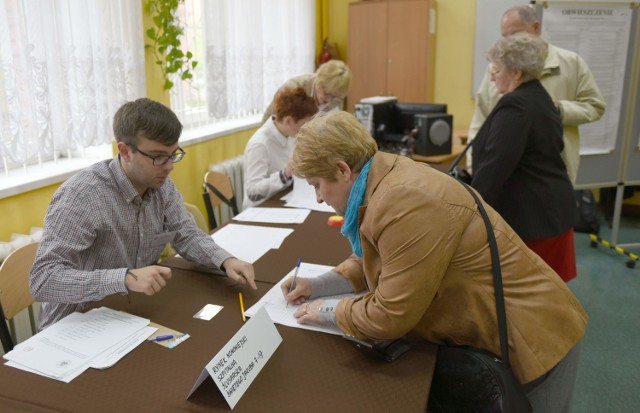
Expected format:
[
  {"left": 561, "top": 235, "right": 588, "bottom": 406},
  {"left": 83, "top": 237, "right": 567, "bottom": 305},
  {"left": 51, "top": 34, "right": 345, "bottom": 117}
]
[
  {"left": 487, "top": 32, "right": 547, "bottom": 83},
  {"left": 292, "top": 111, "right": 377, "bottom": 181},
  {"left": 315, "top": 60, "right": 352, "bottom": 98}
]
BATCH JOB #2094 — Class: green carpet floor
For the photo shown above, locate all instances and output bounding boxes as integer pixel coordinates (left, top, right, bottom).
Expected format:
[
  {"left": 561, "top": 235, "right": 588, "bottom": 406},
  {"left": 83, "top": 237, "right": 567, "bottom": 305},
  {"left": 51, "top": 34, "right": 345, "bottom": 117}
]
[{"left": 570, "top": 216, "right": 640, "bottom": 412}]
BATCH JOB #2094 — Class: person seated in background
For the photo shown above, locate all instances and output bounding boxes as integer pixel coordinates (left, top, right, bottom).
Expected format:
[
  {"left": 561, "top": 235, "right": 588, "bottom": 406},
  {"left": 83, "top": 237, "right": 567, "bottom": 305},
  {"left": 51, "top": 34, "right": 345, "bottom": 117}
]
[
  {"left": 470, "top": 33, "right": 577, "bottom": 282},
  {"left": 281, "top": 111, "right": 587, "bottom": 412},
  {"left": 261, "top": 60, "right": 351, "bottom": 123},
  {"left": 243, "top": 87, "right": 317, "bottom": 209},
  {"left": 30, "top": 98, "right": 256, "bottom": 331}
]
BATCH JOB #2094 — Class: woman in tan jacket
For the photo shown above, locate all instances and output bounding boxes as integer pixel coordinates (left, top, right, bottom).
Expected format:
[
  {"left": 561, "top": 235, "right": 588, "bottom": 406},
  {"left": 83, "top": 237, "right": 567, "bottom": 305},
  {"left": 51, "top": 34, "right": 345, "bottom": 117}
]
[{"left": 282, "top": 111, "right": 587, "bottom": 413}]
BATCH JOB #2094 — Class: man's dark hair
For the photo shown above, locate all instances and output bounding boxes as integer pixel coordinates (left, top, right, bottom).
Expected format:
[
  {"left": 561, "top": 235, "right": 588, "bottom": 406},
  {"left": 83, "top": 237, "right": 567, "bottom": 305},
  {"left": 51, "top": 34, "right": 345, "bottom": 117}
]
[{"left": 113, "top": 98, "right": 182, "bottom": 146}]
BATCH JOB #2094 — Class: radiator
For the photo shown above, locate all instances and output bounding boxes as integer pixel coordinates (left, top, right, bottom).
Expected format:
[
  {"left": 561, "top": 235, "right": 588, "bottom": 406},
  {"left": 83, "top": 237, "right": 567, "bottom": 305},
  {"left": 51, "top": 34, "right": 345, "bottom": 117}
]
[
  {"left": 208, "top": 155, "right": 244, "bottom": 226},
  {"left": 0, "top": 227, "right": 43, "bottom": 262}
]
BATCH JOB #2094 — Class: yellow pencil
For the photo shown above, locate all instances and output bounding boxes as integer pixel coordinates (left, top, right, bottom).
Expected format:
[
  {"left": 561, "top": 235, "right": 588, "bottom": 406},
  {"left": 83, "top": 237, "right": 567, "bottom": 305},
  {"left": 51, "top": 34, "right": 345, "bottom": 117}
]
[{"left": 238, "top": 292, "right": 246, "bottom": 322}]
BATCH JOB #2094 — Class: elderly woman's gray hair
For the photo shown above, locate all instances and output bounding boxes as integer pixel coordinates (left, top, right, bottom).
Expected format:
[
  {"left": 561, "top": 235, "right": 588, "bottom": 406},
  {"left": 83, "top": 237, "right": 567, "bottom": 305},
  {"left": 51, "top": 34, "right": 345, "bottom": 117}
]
[{"left": 487, "top": 32, "right": 547, "bottom": 83}]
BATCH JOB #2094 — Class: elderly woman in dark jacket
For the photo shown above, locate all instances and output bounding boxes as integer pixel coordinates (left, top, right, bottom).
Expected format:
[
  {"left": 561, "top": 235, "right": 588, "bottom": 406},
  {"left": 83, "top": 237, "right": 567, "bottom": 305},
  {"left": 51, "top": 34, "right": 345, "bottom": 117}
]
[{"left": 471, "top": 32, "right": 577, "bottom": 282}]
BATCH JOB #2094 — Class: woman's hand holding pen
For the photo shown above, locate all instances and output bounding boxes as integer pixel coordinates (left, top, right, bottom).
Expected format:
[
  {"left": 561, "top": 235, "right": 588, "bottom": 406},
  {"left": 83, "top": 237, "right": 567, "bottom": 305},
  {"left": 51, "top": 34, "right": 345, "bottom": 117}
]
[
  {"left": 125, "top": 265, "right": 172, "bottom": 296},
  {"left": 282, "top": 278, "right": 332, "bottom": 326},
  {"left": 281, "top": 276, "right": 312, "bottom": 305}
]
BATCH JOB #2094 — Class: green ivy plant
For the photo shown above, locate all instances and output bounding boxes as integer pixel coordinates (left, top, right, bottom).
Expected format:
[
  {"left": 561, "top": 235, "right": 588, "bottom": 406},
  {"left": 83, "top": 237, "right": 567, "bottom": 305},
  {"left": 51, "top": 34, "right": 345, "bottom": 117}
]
[{"left": 145, "top": 0, "right": 198, "bottom": 90}]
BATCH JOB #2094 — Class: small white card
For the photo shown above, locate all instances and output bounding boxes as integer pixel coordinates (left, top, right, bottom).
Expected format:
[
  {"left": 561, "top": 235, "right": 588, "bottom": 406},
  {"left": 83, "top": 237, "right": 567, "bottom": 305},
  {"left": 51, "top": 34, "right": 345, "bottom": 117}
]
[
  {"left": 193, "top": 304, "right": 224, "bottom": 321},
  {"left": 186, "top": 307, "right": 282, "bottom": 409}
]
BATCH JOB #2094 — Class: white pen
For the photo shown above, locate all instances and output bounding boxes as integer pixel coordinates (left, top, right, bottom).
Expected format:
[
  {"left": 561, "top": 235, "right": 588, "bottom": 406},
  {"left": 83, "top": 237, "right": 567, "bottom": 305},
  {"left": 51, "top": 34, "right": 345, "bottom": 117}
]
[{"left": 286, "top": 257, "right": 302, "bottom": 308}]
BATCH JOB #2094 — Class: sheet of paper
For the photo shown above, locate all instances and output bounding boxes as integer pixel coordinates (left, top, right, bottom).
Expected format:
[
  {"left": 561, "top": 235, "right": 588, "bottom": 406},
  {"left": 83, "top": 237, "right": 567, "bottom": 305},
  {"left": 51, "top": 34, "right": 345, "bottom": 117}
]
[
  {"left": 90, "top": 326, "right": 157, "bottom": 369},
  {"left": 244, "top": 262, "right": 363, "bottom": 336},
  {"left": 280, "top": 191, "right": 293, "bottom": 202},
  {"left": 284, "top": 177, "right": 335, "bottom": 213},
  {"left": 211, "top": 224, "right": 294, "bottom": 263},
  {"left": 233, "top": 207, "right": 311, "bottom": 224},
  {"left": 4, "top": 359, "right": 86, "bottom": 384}
]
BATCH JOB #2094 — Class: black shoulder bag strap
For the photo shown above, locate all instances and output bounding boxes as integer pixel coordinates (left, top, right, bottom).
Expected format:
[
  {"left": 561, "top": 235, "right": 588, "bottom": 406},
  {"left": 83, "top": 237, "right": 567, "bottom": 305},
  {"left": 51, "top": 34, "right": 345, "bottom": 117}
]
[
  {"left": 459, "top": 182, "right": 511, "bottom": 368},
  {"left": 447, "top": 137, "right": 475, "bottom": 174}
]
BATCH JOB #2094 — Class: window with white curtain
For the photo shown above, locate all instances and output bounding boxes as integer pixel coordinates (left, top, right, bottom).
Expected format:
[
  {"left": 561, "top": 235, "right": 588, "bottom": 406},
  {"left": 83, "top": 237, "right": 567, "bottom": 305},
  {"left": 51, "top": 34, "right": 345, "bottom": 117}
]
[
  {"left": 0, "top": 0, "right": 314, "bottom": 182},
  {"left": 171, "top": 0, "right": 316, "bottom": 129},
  {"left": 0, "top": 0, "right": 145, "bottom": 176}
]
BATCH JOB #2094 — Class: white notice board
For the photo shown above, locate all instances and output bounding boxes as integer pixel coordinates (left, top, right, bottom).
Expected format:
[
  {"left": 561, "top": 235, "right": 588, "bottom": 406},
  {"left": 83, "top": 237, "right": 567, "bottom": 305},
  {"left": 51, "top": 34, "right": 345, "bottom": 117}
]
[
  {"left": 541, "top": 3, "right": 632, "bottom": 155},
  {"left": 540, "top": 2, "right": 637, "bottom": 187}
]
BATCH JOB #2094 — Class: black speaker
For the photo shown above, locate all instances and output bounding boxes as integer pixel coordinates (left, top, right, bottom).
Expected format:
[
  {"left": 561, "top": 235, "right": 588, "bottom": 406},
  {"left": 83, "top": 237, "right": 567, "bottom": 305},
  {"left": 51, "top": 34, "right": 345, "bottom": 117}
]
[{"left": 414, "top": 114, "right": 453, "bottom": 156}]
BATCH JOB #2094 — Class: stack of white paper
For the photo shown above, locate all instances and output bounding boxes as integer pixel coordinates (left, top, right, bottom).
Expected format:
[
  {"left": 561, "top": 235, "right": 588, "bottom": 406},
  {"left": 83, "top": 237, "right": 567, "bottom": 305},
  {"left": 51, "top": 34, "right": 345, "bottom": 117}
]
[{"left": 3, "top": 307, "right": 156, "bottom": 383}]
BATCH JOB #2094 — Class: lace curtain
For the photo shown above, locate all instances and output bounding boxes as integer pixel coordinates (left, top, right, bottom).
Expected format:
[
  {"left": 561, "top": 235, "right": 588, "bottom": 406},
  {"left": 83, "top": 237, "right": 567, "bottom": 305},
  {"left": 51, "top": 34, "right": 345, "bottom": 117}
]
[
  {"left": 0, "top": 0, "right": 145, "bottom": 172},
  {"left": 172, "top": 0, "right": 316, "bottom": 127}
]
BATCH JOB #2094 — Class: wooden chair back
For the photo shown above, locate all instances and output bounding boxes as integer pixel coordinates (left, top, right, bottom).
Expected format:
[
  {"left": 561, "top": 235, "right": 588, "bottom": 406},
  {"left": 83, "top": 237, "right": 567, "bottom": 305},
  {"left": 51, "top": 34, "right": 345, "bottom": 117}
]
[
  {"left": 203, "top": 171, "right": 239, "bottom": 229},
  {"left": 0, "top": 242, "right": 38, "bottom": 352}
]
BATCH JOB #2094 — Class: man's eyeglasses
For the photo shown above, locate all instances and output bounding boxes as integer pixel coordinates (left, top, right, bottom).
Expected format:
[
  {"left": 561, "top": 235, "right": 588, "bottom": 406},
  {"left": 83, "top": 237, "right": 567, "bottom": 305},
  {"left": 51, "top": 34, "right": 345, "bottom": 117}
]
[{"left": 128, "top": 144, "right": 186, "bottom": 166}]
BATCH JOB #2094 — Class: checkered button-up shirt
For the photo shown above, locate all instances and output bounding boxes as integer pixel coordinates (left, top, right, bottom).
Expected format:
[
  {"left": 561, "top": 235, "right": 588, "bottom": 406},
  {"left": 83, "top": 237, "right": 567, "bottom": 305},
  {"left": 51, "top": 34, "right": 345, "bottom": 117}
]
[{"left": 31, "top": 157, "right": 232, "bottom": 330}]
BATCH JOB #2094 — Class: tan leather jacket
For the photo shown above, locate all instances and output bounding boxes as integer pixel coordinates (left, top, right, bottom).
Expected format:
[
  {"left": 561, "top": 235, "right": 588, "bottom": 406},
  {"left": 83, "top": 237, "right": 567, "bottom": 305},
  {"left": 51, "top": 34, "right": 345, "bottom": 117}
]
[{"left": 335, "top": 152, "right": 587, "bottom": 384}]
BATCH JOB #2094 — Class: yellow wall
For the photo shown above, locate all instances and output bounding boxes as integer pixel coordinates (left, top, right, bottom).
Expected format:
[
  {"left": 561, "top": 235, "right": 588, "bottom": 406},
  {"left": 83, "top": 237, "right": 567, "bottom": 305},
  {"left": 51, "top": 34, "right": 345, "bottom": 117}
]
[
  {"left": 1, "top": 186, "right": 59, "bottom": 241},
  {"left": 432, "top": 0, "right": 476, "bottom": 129},
  {"left": 318, "top": 0, "right": 355, "bottom": 64}
]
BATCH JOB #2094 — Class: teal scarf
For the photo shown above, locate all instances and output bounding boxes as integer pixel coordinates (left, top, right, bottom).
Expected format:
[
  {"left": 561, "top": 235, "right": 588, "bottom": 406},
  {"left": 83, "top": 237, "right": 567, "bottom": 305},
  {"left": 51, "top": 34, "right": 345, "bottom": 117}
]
[{"left": 340, "top": 157, "right": 373, "bottom": 257}]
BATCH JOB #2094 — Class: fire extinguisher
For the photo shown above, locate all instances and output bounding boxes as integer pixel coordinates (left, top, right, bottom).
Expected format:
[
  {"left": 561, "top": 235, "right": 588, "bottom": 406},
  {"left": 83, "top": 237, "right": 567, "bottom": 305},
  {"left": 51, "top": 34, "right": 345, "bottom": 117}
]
[{"left": 318, "top": 38, "right": 332, "bottom": 66}]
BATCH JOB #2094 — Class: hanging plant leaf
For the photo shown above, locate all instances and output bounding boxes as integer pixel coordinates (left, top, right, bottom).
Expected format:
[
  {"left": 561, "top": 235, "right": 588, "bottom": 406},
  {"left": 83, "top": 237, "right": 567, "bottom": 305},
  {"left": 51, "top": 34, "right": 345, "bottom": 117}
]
[{"left": 145, "top": 0, "right": 198, "bottom": 90}]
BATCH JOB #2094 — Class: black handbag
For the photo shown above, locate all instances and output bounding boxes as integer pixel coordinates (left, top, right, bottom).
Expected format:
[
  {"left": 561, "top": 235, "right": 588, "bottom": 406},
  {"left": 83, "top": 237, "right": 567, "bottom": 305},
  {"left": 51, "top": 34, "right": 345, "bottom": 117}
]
[
  {"left": 427, "top": 182, "right": 532, "bottom": 413},
  {"left": 343, "top": 335, "right": 413, "bottom": 362}
]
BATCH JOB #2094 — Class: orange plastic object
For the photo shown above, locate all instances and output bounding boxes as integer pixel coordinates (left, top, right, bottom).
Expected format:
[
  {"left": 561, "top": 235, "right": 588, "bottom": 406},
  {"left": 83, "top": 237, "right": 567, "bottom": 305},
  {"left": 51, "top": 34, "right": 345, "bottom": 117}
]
[{"left": 327, "top": 215, "right": 345, "bottom": 227}]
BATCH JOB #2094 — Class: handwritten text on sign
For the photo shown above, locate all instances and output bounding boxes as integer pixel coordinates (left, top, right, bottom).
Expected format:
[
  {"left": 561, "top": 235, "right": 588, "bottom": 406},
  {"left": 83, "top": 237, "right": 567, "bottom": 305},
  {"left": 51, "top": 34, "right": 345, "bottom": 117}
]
[
  {"left": 211, "top": 335, "right": 267, "bottom": 396},
  {"left": 186, "top": 307, "right": 282, "bottom": 409}
]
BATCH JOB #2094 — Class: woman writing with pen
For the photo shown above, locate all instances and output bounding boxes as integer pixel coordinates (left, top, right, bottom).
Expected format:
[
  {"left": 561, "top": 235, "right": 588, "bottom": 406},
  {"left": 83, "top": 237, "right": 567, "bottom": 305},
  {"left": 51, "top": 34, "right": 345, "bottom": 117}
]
[{"left": 280, "top": 110, "right": 587, "bottom": 413}]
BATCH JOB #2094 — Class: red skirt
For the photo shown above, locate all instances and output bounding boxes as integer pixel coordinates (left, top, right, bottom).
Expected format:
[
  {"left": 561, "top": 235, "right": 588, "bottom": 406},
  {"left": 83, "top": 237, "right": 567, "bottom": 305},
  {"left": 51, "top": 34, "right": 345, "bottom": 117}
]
[{"left": 524, "top": 228, "right": 577, "bottom": 282}]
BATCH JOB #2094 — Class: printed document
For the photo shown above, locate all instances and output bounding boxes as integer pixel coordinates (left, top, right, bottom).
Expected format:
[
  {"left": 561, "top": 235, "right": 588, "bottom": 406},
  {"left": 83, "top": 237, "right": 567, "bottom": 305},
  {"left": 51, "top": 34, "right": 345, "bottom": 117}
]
[{"left": 3, "top": 307, "right": 152, "bottom": 382}]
